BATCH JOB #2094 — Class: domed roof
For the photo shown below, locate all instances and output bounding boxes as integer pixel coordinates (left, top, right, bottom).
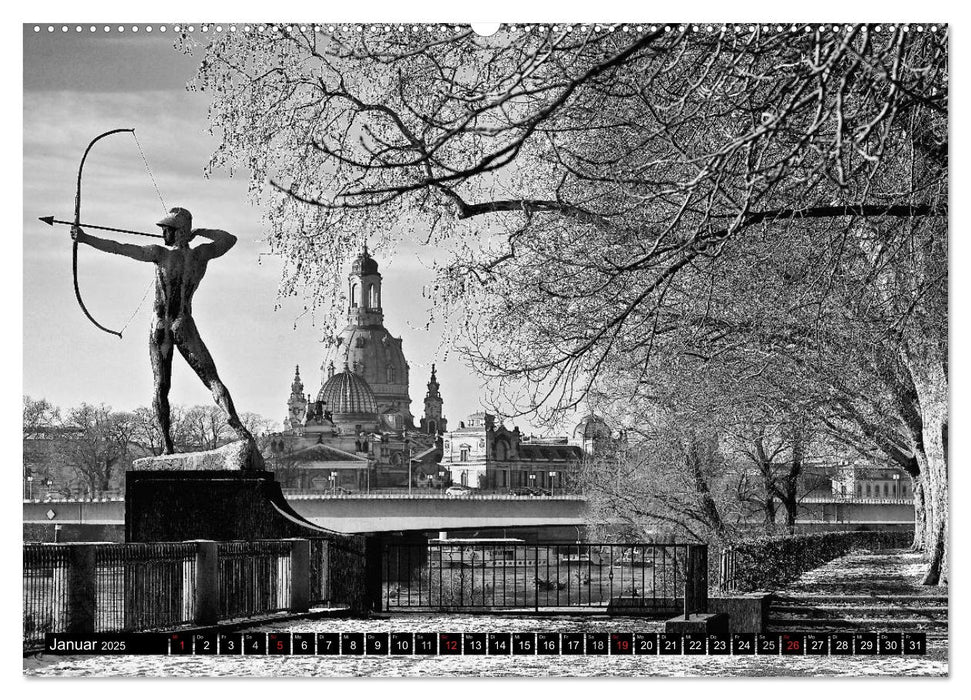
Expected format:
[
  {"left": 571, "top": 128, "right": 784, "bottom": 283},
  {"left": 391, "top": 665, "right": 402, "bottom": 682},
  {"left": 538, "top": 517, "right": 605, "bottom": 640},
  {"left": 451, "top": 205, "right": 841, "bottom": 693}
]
[
  {"left": 317, "top": 368, "right": 378, "bottom": 415},
  {"left": 574, "top": 414, "right": 610, "bottom": 440},
  {"left": 351, "top": 248, "right": 380, "bottom": 276}
]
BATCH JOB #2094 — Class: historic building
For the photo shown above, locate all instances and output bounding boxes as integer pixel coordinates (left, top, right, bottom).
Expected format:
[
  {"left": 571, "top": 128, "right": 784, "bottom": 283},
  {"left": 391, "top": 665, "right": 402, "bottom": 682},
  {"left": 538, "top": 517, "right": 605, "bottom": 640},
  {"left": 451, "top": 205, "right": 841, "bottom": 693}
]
[
  {"left": 439, "top": 412, "right": 611, "bottom": 493},
  {"left": 267, "top": 248, "right": 446, "bottom": 492}
]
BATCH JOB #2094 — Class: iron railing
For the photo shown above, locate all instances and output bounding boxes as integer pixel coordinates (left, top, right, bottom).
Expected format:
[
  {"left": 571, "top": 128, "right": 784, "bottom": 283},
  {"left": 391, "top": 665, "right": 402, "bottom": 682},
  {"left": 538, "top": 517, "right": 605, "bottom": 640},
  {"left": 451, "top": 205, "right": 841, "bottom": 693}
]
[
  {"left": 23, "top": 544, "right": 71, "bottom": 646},
  {"left": 23, "top": 542, "right": 196, "bottom": 646},
  {"left": 383, "top": 542, "right": 699, "bottom": 613},
  {"left": 310, "top": 537, "right": 366, "bottom": 611},
  {"left": 98, "top": 543, "right": 196, "bottom": 632},
  {"left": 216, "top": 541, "right": 292, "bottom": 620}
]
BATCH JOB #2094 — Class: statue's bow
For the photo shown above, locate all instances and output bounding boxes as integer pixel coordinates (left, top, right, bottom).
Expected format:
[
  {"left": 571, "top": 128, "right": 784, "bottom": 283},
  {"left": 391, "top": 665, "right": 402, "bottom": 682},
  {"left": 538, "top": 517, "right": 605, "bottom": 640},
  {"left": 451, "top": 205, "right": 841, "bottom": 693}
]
[{"left": 72, "top": 128, "right": 136, "bottom": 338}]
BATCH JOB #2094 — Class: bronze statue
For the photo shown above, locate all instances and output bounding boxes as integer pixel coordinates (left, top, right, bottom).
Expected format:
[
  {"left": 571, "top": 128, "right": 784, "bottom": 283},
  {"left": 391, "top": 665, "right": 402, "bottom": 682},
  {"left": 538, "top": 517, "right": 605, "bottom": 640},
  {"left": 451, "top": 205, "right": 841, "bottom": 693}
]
[{"left": 72, "top": 207, "right": 256, "bottom": 455}]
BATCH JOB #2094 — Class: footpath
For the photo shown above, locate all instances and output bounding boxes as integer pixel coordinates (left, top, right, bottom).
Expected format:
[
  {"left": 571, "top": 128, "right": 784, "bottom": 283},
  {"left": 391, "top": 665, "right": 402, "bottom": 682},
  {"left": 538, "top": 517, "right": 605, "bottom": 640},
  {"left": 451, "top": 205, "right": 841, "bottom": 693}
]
[{"left": 768, "top": 548, "right": 949, "bottom": 643}]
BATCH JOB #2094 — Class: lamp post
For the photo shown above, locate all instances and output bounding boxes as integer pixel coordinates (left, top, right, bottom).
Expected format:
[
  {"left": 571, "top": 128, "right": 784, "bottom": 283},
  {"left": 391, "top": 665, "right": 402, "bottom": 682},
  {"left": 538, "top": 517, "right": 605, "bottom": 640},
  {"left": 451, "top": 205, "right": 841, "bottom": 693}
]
[
  {"left": 329, "top": 471, "right": 337, "bottom": 494},
  {"left": 44, "top": 478, "right": 53, "bottom": 500},
  {"left": 528, "top": 473, "right": 536, "bottom": 493},
  {"left": 549, "top": 471, "right": 556, "bottom": 497},
  {"left": 892, "top": 473, "right": 900, "bottom": 498},
  {"left": 438, "top": 470, "right": 445, "bottom": 495},
  {"left": 26, "top": 475, "right": 33, "bottom": 500},
  {"left": 405, "top": 438, "right": 413, "bottom": 496}
]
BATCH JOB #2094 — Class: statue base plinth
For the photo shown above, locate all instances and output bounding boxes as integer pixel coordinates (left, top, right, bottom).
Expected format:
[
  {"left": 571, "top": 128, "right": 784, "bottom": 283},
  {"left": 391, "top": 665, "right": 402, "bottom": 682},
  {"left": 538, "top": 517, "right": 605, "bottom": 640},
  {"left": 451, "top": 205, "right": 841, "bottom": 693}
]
[
  {"left": 131, "top": 439, "right": 264, "bottom": 472},
  {"left": 125, "top": 469, "right": 339, "bottom": 542}
]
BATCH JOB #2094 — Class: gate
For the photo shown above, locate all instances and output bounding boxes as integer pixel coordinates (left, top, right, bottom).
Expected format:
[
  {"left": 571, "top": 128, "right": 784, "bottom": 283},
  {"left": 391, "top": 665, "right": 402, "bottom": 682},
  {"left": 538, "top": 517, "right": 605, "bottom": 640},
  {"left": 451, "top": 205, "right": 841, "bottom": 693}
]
[{"left": 381, "top": 541, "right": 706, "bottom": 614}]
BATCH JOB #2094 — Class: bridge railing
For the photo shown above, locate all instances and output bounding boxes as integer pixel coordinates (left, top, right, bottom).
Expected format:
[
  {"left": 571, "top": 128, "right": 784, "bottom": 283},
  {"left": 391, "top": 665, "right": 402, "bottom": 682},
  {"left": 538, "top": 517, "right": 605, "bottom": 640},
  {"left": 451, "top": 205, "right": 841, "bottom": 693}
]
[
  {"left": 23, "top": 537, "right": 367, "bottom": 649},
  {"left": 380, "top": 542, "right": 707, "bottom": 615}
]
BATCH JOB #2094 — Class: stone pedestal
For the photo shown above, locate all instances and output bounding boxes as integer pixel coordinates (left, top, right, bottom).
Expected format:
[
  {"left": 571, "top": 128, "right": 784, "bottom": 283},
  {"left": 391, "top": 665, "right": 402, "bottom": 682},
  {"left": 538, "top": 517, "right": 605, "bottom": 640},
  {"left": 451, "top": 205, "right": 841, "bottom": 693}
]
[
  {"left": 131, "top": 439, "right": 263, "bottom": 472},
  {"left": 664, "top": 612, "right": 730, "bottom": 635},
  {"left": 125, "top": 469, "right": 339, "bottom": 542}
]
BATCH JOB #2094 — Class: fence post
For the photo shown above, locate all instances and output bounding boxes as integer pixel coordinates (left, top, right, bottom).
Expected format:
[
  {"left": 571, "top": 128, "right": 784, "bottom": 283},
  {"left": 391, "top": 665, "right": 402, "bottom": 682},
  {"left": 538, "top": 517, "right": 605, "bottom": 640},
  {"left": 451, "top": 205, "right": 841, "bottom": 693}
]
[
  {"left": 318, "top": 539, "right": 331, "bottom": 606},
  {"left": 67, "top": 544, "right": 97, "bottom": 633},
  {"left": 289, "top": 539, "right": 310, "bottom": 614},
  {"left": 683, "top": 544, "right": 709, "bottom": 619},
  {"left": 363, "top": 536, "right": 384, "bottom": 613},
  {"left": 193, "top": 541, "right": 219, "bottom": 626}
]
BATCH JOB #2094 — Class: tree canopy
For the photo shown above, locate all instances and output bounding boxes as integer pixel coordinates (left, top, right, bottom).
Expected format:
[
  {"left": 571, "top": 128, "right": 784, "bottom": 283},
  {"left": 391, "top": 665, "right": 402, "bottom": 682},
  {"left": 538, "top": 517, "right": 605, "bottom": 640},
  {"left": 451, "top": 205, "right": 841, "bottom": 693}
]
[{"left": 186, "top": 24, "right": 948, "bottom": 581}]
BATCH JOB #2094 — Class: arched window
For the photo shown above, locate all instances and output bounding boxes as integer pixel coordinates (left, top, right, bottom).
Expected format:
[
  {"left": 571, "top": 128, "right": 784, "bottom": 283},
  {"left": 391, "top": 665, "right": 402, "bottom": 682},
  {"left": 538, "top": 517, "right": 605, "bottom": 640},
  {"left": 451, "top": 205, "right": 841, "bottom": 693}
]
[
  {"left": 369, "top": 284, "right": 380, "bottom": 307},
  {"left": 427, "top": 420, "right": 437, "bottom": 435},
  {"left": 350, "top": 283, "right": 359, "bottom": 308},
  {"left": 387, "top": 366, "right": 395, "bottom": 383}
]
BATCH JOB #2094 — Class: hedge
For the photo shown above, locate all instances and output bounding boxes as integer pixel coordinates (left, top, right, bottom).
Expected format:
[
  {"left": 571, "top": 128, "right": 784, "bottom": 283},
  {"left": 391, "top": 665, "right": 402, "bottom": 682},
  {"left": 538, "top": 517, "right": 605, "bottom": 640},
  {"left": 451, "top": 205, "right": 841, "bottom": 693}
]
[{"left": 715, "top": 529, "right": 913, "bottom": 592}]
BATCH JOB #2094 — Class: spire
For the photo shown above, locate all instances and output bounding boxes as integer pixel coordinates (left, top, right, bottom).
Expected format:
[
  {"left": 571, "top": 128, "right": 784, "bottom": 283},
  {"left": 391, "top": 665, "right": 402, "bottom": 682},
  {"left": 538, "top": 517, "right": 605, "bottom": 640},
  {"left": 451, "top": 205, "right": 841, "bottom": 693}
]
[
  {"left": 421, "top": 363, "right": 445, "bottom": 434},
  {"left": 285, "top": 364, "right": 308, "bottom": 431}
]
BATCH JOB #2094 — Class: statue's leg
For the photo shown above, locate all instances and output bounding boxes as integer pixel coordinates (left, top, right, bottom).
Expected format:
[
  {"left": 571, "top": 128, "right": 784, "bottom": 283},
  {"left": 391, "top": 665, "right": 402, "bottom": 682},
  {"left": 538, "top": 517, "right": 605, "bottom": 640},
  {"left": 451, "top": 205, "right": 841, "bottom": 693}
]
[
  {"left": 175, "top": 317, "right": 255, "bottom": 443},
  {"left": 150, "top": 328, "right": 175, "bottom": 454}
]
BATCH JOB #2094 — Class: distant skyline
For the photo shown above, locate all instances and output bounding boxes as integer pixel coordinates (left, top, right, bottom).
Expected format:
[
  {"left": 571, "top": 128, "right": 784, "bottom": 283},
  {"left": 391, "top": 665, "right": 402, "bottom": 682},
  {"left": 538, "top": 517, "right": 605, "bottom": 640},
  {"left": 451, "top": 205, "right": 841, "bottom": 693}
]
[{"left": 21, "top": 26, "right": 566, "bottom": 437}]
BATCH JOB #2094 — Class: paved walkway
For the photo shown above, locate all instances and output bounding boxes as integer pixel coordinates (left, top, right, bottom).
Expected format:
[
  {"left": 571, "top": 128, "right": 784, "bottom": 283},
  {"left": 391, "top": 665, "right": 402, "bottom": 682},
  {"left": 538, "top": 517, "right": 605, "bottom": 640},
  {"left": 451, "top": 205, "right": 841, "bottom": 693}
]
[{"left": 779, "top": 548, "right": 946, "bottom": 598}]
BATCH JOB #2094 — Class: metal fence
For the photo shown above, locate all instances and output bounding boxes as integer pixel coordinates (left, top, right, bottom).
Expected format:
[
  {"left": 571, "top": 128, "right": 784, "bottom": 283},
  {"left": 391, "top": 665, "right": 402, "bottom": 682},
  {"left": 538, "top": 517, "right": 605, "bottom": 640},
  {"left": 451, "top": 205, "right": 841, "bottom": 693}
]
[
  {"left": 23, "top": 545, "right": 70, "bottom": 646},
  {"left": 24, "top": 537, "right": 367, "bottom": 649},
  {"left": 216, "top": 541, "right": 292, "bottom": 620},
  {"left": 99, "top": 543, "right": 196, "bottom": 632},
  {"left": 309, "top": 537, "right": 366, "bottom": 610},
  {"left": 23, "top": 542, "right": 196, "bottom": 646},
  {"left": 383, "top": 542, "right": 698, "bottom": 613}
]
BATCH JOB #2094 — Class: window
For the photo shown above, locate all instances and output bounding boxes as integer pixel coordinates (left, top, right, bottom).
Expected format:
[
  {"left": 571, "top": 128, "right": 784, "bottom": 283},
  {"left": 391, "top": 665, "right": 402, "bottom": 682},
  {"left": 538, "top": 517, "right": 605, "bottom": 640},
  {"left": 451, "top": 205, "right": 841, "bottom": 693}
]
[
  {"left": 350, "top": 283, "right": 358, "bottom": 308},
  {"left": 387, "top": 366, "right": 395, "bottom": 383},
  {"left": 865, "top": 483, "right": 871, "bottom": 497},
  {"left": 460, "top": 446, "right": 469, "bottom": 462},
  {"left": 368, "top": 284, "right": 380, "bottom": 307},
  {"left": 460, "top": 472, "right": 468, "bottom": 486},
  {"left": 883, "top": 483, "right": 889, "bottom": 497}
]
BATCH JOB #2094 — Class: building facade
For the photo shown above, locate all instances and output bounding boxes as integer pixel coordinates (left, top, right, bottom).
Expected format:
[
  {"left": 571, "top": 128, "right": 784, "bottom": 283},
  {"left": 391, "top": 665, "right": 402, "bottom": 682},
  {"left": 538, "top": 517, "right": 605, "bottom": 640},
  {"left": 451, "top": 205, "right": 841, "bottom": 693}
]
[
  {"left": 439, "top": 412, "right": 610, "bottom": 493},
  {"left": 268, "top": 249, "right": 446, "bottom": 492}
]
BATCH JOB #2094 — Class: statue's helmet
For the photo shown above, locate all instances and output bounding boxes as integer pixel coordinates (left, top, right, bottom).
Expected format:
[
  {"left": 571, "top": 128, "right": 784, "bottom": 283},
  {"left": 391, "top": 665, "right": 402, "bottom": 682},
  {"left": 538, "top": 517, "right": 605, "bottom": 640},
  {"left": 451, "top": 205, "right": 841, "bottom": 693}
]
[{"left": 155, "top": 207, "right": 192, "bottom": 232}]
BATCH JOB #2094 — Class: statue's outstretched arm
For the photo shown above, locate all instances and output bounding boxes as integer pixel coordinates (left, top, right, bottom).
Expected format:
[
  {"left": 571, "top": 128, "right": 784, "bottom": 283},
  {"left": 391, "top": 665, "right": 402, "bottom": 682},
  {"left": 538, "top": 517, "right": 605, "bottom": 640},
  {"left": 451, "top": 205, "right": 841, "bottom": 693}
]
[{"left": 72, "top": 226, "right": 161, "bottom": 263}]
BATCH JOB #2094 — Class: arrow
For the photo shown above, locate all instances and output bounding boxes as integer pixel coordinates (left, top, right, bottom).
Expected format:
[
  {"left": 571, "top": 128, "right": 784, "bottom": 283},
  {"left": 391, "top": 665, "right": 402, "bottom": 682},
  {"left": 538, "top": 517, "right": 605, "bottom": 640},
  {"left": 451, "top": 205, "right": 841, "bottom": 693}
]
[{"left": 39, "top": 215, "right": 163, "bottom": 239}]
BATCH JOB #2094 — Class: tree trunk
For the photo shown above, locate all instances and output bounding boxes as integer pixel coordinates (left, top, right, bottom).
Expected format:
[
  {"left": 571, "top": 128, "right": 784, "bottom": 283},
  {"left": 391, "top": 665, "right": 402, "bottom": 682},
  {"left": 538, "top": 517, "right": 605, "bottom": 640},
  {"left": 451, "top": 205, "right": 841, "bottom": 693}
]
[
  {"left": 910, "top": 476, "right": 926, "bottom": 551},
  {"left": 905, "top": 348, "right": 947, "bottom": 585},
  {"left": 919, "top": 402, "right": 947, "bottom": 585},
  {"left": 763, "top": 496, "right": 777, "bottom": 531}
]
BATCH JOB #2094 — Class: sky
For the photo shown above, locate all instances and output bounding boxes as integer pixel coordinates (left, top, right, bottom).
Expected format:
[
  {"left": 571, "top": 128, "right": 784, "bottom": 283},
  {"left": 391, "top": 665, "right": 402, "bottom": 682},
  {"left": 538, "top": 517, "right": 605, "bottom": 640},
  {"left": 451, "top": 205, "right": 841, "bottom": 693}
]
[{"left": 21, "top": 26, "right": 515, "bottom": 434}]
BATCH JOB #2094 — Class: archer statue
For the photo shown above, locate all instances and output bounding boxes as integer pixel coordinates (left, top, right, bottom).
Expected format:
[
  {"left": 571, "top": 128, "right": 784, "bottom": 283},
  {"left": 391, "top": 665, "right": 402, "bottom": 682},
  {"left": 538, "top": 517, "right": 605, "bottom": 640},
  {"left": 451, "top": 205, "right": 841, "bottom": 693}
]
[{"left": 72, "top": 207, "right": 258, "bottom": 457}]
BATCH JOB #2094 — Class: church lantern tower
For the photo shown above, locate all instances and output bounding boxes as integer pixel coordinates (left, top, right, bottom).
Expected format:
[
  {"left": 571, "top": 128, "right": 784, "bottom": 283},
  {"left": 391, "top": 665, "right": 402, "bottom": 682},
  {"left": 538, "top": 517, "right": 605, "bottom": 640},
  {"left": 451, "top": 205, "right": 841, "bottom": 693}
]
[
  {"left": 348, "top": 242, "right": 383, "bottom": 326},
  {"left": 284, "top": 365, "right": 308, "bottom": 431},
  {"left": 322, "top": 246, "right": 414, "bottom": 426},
  {"left": 420, "top": 364, "right": 447, "bottom": 435}
]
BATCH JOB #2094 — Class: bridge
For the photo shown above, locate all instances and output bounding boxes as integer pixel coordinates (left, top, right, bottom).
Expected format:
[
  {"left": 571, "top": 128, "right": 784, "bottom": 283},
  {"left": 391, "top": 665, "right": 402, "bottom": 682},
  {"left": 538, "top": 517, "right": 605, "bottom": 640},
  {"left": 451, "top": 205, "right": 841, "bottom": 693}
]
[
  {"left": 23, "top": 493, "right": 588, "bottom": 534},
  {"left": 23, "top": 494, "right": 913, "bottom": 536}
]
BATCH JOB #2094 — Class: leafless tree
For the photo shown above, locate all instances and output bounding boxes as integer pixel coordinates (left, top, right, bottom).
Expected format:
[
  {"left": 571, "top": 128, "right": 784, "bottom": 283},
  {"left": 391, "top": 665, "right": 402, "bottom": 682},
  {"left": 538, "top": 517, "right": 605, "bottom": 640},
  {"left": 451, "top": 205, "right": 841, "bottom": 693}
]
[{"left": 189, "top": 24, "right": 947, "bottom": 582}]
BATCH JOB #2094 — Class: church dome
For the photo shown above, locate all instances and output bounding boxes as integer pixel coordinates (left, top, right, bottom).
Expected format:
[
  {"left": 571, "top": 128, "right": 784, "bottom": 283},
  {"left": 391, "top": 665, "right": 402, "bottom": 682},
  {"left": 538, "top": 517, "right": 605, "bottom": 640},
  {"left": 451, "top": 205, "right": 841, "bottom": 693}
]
[
  {"left": 317, "top": 369, "right": 379, "bottom": 415},
  {"left": 573, "top": 414, "right": 610, "bottom": 440},
  {"left": 351, "top": 249, "right": 380, "bottom": 276}
]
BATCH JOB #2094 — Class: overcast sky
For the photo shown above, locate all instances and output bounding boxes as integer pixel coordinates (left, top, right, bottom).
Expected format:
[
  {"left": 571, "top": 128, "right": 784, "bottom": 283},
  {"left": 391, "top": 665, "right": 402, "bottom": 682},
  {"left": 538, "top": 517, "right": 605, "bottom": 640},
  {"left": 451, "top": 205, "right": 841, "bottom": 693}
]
[{"left": 21, "top": 26, "right": 519, "bottom": 434}]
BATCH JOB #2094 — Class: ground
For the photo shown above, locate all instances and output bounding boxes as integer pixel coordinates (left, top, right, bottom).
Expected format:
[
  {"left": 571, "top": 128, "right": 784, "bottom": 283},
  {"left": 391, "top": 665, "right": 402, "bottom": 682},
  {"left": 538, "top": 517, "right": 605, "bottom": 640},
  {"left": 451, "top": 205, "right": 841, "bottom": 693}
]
[{"left": 23, "top": 548, "right": 947, "bottom": 678}]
